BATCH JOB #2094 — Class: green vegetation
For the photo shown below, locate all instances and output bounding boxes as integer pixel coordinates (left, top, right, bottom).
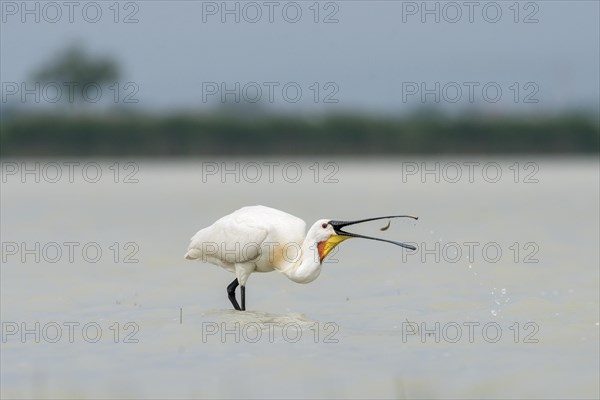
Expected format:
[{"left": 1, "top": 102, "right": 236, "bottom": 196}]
[
  {"left": 32, "top": 44, "right": 120, "bottom": 106},
  {"left": 1, "top": 112, "right": 598, "bottom": 157},
  {"left": 2, "top": 43, "right": 596, "bottom": 157}
]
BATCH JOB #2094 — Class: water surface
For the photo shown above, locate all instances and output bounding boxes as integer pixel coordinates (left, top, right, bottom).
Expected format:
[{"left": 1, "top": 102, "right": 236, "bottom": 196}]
[{"left": 1, "top": 158, "right": 598, "bottom": 399}]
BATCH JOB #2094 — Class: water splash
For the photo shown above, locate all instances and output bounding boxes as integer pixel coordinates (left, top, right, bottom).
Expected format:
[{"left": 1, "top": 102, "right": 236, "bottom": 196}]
[
  {"left": 199, "top": 309, "right": 317, "bottom": 328},
  {"left": 489, "top": 287, "right": 510, "bottom": 319}
]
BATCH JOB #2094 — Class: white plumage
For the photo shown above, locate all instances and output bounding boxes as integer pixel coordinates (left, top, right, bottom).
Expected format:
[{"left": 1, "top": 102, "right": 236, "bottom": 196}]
[{"left": 185, "top": 205, "right": 417, "bottom": 310}]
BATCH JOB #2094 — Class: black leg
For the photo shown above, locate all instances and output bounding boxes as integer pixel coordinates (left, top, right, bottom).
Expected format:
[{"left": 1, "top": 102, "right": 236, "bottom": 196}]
[
  {"left": 227, "top": 279, "right": 241, "bottom": 311},
  {"left": 241, "top": 286, "right": 246, "bottom": 311}
]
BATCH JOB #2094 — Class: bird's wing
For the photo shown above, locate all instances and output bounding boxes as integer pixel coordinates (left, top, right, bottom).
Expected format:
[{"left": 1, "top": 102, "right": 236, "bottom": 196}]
[{"left": 186, "top": 212, "right": 269, "bottom": 264}]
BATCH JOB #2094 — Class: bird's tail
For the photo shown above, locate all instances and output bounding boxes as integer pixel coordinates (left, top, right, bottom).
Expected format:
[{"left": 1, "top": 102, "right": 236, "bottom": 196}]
[{"left": 184, "top": 249, "right": 202, "bottom": 260}]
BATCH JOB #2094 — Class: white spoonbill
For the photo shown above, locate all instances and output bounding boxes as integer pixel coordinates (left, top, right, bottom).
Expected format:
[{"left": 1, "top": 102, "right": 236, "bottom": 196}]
[{"left": 184, "top": 205, "right": 417, "bottom": 310}]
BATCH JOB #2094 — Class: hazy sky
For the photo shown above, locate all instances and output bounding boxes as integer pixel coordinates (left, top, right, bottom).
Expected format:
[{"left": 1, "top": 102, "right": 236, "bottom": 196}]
[{"left": 1, "top": 0, "right": 599, "bottom": 115}]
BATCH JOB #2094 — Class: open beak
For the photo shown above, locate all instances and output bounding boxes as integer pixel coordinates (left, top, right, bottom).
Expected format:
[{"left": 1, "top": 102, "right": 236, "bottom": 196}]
[{"left": 329, "top": 215, "right": 418, "bottom": 251}]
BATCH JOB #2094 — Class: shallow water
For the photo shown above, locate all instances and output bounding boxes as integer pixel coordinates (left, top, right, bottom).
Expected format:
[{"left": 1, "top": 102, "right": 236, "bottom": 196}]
[{"left": 1, "top": 157, "right": 598, "bottom": 399}]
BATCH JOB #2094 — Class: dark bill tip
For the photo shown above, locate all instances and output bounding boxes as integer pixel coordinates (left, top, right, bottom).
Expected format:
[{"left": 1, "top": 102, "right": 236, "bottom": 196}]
[{"left": 329, "top": 215, "right": 418, "bottom": 251}]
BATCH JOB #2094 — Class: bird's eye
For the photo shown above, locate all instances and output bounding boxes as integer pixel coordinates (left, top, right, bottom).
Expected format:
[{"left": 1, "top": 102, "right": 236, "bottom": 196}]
[{"left": 322, "top": 223, "right": 328, "bottom": 229}]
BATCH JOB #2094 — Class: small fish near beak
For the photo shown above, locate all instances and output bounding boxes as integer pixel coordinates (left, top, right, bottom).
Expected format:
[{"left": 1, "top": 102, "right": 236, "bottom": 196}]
[{"left": 329, "top": 215, "right": 418, "bottom": 251}]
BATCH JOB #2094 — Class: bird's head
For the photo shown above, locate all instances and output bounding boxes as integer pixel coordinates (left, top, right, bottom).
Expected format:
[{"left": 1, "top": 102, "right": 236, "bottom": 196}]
[{"left": 309, "top": 215, "right": 418, "bottom": 263}]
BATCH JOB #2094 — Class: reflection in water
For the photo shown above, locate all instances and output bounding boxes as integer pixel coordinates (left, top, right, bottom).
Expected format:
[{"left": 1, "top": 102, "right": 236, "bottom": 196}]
[{"left": 199, "top": 309, "right": 317, "bottom": 327}]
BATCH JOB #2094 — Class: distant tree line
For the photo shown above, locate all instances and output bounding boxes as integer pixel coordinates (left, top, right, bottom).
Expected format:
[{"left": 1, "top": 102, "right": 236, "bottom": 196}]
[
  {"left": 2, "top": 43, "right": 597, "bottom": 157},
  {"left": 1, "top": 112, "right": 598, "bottom": 157}
]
